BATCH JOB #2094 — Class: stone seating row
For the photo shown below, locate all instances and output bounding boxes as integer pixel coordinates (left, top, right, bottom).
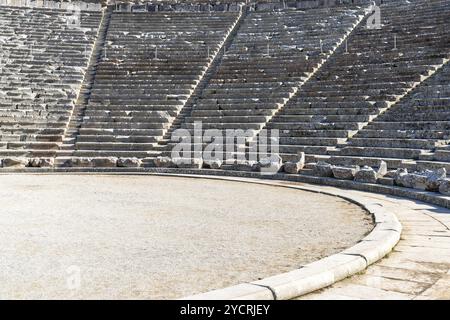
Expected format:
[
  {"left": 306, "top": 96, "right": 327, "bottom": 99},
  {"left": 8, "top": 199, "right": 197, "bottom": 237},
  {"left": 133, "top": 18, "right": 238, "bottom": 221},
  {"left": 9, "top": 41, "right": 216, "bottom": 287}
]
[
  {"left": 0, "top": 5, "right": 102, "bottom": 157},
  {"left": 161, "top": 6, "right": 364, "bottom": 156},
  {"left": 262, "top": 0, "right": 450, "bottom": 173},
  {"left": 69, "top": 11, "right": 240, "bottom": 157}
]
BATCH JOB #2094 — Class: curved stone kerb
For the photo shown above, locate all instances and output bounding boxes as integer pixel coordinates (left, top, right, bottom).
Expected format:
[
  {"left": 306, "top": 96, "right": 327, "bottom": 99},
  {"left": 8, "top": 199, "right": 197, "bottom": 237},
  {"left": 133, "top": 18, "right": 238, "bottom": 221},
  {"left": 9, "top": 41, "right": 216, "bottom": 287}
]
[{"left": 179, "top": 176, "right": 401, "bottom": 300}]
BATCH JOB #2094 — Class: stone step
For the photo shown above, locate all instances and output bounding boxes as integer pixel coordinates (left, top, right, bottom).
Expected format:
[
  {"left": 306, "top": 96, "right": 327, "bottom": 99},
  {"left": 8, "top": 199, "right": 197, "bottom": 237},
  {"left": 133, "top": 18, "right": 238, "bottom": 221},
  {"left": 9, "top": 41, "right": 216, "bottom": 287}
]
[
  {"left": 280, "top": 107, "right": 381, "bottom": 116},
  {"left": 338, "top": 146, "right": 427, "bottom": 160},
  {"left": 355, "top": 129, "right": 449, "bottom": 140},
  {"left": 190, "top": 109, "right": 274, "bottom": 117},
  {"left": 278, "top": 137, "right": 345, "bottom": 146},
  {"left": 76, "top": 135, "right": 159, "bottom": 143},
  {"left": 1, "top": 142, "right": 60, "bottom": 150},
  {"left": 277, "top": 129, "right": 351, "bottom": 138},
  {"left": 367, "top": 121, "right": 450, "bottom": 131},
  {"left": 0, "top": 149, "right": 57, "bottom": 157},
  {"left": 0, "top": 134, "right": 62, "bottom": 142},
  {"left": 347, "top": 138, "right": 445, "bottom": 149},
  {"left": 185, "top": 115, "right": 269, "bottom": 123},
  {"left": 272, "top": 114, "right": 373, "bottom": 122},
  {"left": 266, "top": 122, "right": 364, "bottom": 131},
  {"left": 81, "top": 122, "right": 169, "bottom": 129},
  {"left": 81, "top": 116, "right": 173, "bottom": 123},
  {"left": 75, "top": 142, "right": 157, "bottom": 151},
  {"left": 182, "top": 122, "right": 263, "bottom": 130},
  {"left": 69, "top": 150, "right": 160, "bottom": 158}
]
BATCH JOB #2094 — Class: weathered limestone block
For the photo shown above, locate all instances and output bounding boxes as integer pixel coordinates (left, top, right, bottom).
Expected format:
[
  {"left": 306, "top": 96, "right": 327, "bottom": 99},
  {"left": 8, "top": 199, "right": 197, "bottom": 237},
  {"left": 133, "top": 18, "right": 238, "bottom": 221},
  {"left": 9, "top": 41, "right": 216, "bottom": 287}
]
[
  {"left": 67, "top": 157, "right": 93, "bottom": 167},
  {"left": 312, "top": 161, "right": 333, "bottom": 177},
  {"left": 427, "top": 168, "right": 446, "bottom": 191},
  {"left": 283, "top": 152, "right": 305, "bottom": 174},
  {"left": 173, "top": 157, "right": 203, "bottom": 169},
  {"left": 92, "top": 157, "right": 118, "bottom": 167},
  {"left": 394, "top": 168, "right": 408, "bottom": 183},
  {"left": 117, "top": 157, "right": 142, "bottom": 168},
  {"left": 378, "top": 177, "right": 395, "bottom": 186},
  {"left": 410, "top": 174, "right": 430, "bottom": 191},
  {"left": 377, "top": 161, "right": 388, "bottom": 177},
  {"left": 384, "top": 170, "right": 397, "bottom": 179},
  {"left": 439, "top": 179, "right": 450, "bottom": 196},
  {"left": 154, "top": 156, "right": 172, "bottom": 168},
  {"left": 2, "top": 157, "right": 29, "bottom": 168},
  {"left": 222, "top": 160, "right": 257, "bottom": 172},
  {"left": 394, "top": 168, "right": 414, "bottom": 188},
  {"left": 30, "top": 157, "right": 54, "bottom": 168},
  {"left": 203, "top": 159, "right": 222, "bottom": 169},
  {"left": 332, "top": 165, "right": 359, "bottom": 180},
  {"left": 354, "top": 166, "right": 377, "bottom": 184},
  {"left": 395, "top": 168, "right": 446, "bottom": 191},
  {"left": 256, "top": 154, "right": 283, "bottom": 173}
]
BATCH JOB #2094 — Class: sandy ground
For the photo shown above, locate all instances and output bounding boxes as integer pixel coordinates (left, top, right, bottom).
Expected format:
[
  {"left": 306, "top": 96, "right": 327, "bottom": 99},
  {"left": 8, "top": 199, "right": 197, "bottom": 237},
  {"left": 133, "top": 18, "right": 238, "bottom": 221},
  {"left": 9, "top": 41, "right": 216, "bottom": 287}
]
[{"left": 0, "top": 174, "right": 372, "bottom": 299}]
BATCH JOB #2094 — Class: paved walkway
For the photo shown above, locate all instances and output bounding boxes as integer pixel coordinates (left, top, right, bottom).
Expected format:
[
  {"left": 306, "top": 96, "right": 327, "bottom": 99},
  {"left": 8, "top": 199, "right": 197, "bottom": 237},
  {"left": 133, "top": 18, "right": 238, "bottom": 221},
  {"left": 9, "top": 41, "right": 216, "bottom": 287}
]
[{"left": 296, "top": 186, "right": 450, "bottom": 300}]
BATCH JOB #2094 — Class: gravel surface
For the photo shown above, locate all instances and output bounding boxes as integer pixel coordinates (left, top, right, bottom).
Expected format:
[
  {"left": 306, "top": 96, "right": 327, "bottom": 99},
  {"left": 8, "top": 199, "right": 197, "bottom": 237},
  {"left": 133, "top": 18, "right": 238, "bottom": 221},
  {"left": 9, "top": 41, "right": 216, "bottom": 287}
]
[{"left": 0, "top": 174, "right": 373, "bottom": 299}]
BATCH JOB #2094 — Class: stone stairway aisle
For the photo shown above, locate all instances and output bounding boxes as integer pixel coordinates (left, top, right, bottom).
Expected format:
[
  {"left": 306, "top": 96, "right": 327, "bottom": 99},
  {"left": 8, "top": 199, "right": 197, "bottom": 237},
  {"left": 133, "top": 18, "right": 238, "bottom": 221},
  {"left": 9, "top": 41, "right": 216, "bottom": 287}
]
[
  {"left": 0, "top": 6, "right": 102, "bottom": 165},
  {"left": 150, "top": 5, "right": 248, "bottom": 165},
  {"left": 329, "top": 57, "right": 450, "bottom": 173},
  {"left": 250, "top": 3, "right": 372, "bottom": 148},
  {"left": 262, "top": 0, "right": 450, "bottom": 170},
  {"left": 57, "top": 6, "right": 113, "bottom": 160},
  {"left": 159, "top": 5, "right": 369, "bottom": 161}
]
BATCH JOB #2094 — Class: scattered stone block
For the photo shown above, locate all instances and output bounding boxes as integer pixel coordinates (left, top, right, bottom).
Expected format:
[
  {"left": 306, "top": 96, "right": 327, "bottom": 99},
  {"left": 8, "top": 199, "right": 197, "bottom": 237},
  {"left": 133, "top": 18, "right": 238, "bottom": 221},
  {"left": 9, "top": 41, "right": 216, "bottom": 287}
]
[
  {"left": 384, "top": 170, "right": 397, "bottom": 179},
  {"left": 395, "top": 168, "right": 446, "bottom": 191},
  {"left": 222, "top": 160, "right": 257, "bottom": 172},
  {"left": 283, "top": 152, "right": 305, "bottom": 174},
  {"left": 377, "top": 161, "right": 388, "bottom": 177},
  {"left": 203, "top": 159, "right": 222, "bottom": 169},
  {"left": 332, "top": 166, "right": 359, "bottom": 180},
  {"left": 394, "top": 168, "right": 409, "bottom": 186},
  {"left": 256, "top": 154, "right": 283, "bottom": 174},
  {"left": 154, "top": 156, "right": 172, "bottom": 168},
  {"left": 67, "top": 157, "right": 93, "bottom": 167},
  {"left": 92, "top": 157, "right": 118, "bottom": 167},
  {"left": 117, "top": 157, "right": 142, "bottom": 167},
  {"left": 378, "top": 177, "right": 395, "bottom": 186},
  {"left": 354, "top": 166, "right": 377, "bottom": 184},
  {"left": 425, "top": 168, "right": 446, "bottom": 192},
  {"left": 312, "top": 161, "right": 333, "bottom": 177},
  {"left": 29, "top": 157, "right": 54, "bottom": 168},
  {"left": 439, "top": 179, "right": 450, "bottom": 196},
  {"left": 2, "top": 157, "right": 29, "bottom": 168},
  {"left": 173, "top": 157, "right": 203, "bottom": 169}
]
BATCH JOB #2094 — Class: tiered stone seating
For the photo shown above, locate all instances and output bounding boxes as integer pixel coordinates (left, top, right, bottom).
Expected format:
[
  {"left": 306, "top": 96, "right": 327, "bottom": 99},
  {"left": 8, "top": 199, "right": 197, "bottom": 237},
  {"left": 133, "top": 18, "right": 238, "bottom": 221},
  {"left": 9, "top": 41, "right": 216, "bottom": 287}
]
[
  {"left": 264, "top": 0, "right": 450, "bottom": 166},
  {"left": 336, "top": 61, "right": 450, "bottom": 172},
  {"left": 70, "top": 11, "right": 239, "bottom": 159},
  {"left": 164, "top": 6, "right": 364, "bottom": 155},
  {"left": 0, "top": 5, "right": 101, "bottom": 158}
]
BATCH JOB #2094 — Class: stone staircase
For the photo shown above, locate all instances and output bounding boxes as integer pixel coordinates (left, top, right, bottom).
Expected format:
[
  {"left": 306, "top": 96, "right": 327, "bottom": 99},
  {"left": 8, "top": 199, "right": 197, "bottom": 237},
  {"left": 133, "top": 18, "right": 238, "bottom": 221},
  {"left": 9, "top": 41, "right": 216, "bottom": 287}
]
[
  {"left": 57, "top": 8, "right": 241, "bottom": 165},
  {"left": 160, "top": 4, "right": 367, "bottom": 159},
  {"left": 57, "top": 6, "right": 113, "bottom": 160},
  {"left": 0, "top": 5, "right": 102, "bottom": 161},
  {"left": 261, "top": 0, "right": 450, "bottom": 170},
  {"left": 329, "top": 57, "right": 450, "bottom": 173}
]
